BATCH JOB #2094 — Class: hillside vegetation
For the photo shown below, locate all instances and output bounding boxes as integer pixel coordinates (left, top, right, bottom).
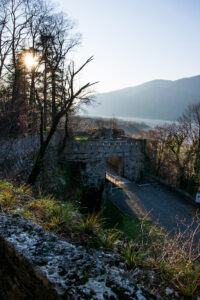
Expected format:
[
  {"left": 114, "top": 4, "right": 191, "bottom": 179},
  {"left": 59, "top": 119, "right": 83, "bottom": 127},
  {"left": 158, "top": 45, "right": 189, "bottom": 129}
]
[{"left": 1, "top": 179, "right": 200, "bottom": 299}]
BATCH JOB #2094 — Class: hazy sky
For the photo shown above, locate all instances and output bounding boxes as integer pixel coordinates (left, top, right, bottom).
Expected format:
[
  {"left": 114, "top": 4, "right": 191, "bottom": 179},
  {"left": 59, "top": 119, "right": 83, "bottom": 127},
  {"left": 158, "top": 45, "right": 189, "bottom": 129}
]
[{"left": 56, "top": 0, "right": 200, "bottom": 93}]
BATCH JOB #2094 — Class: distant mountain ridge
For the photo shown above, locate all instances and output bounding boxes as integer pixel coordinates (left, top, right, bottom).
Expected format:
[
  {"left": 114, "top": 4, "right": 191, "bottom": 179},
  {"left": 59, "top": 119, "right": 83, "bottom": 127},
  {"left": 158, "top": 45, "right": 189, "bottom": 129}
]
[{"left": 86, "top": 75, "right": 200, "bottom": 121}]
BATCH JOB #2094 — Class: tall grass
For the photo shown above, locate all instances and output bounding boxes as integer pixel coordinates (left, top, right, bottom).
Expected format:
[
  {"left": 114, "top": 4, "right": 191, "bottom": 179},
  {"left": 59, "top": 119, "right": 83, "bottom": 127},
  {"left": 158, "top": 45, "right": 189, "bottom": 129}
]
[
  {"left": 120, "top": 214, "right": 200, "bottom": 297},
  {"left": 0, "top": 180, "right": 80, "bottom": 233},
  {"left": 102, "top": 197, "right": 200, "bottom": 297},
  {"left": 1, "top": 179, "right": 199, "bottom": 297},
  {"left": 78, "top": 214, "right": 102, "bottom": 234}
]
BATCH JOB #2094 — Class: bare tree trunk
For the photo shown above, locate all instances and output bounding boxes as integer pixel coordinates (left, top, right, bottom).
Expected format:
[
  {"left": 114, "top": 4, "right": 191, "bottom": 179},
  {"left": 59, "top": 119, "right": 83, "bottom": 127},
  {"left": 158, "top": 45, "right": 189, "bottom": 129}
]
[
  {"left": 194, "top": 127, "right": 200, "bottom": 187},
  {"left": 27, "top": 112, "right": 62, "bottom": 185},
  {"left": 58, "top": 112, "right": 69, "bottom": 154},
  {"left": 43, "top": 60, "right": 47, "bottom": 130},
  {"left": 27, "top": 57, "right": 95, "bottom": 185},
  {"left": 51, "top": 69, "right": 56, "bottom": 124},
  {"left": 29, "top": 71, "right": 35, "bottom": 105}
]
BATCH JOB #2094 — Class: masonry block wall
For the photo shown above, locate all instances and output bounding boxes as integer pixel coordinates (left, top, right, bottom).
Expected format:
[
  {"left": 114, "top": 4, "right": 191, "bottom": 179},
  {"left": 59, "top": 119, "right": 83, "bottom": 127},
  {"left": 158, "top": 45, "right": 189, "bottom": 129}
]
[
  {"left": 64, "top": 139, "right": 145, "bottom": 186},
  {"left": 0, "top": 135, "right": 144, "bottom": 209},
  {"left": 62, "top": 139, "right": 144, "bottom": 211}
]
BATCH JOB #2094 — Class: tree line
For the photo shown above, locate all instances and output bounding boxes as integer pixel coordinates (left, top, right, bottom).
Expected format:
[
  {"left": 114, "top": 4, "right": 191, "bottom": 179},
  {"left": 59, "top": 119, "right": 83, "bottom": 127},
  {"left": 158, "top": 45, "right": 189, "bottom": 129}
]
[
  {"left": 0, "top": 0, "right": 96, "bottom": 184},
  {"left": 146, "top": 103, "right": 200, "bottom": 196}
]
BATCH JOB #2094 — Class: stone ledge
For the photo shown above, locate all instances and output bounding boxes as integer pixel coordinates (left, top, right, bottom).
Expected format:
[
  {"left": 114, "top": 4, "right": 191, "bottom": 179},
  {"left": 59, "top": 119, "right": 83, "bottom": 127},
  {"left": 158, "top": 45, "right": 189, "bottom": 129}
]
[{"left": 0, "top": 213, "right": 158, "bottom": 299}]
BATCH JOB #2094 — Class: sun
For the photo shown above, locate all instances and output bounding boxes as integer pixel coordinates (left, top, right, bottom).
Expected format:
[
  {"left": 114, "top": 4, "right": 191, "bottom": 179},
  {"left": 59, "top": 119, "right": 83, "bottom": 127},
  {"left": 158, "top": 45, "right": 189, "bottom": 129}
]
[{"left": 23, "top": 52, "right": 38, "bottom": 70}]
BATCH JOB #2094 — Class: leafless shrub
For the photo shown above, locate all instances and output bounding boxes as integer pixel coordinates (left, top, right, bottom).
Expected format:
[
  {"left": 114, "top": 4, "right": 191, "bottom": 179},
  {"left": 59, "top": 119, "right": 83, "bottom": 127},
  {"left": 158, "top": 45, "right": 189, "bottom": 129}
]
[{"left": 125, "top": 213, "right": 200, "bottom": 296}]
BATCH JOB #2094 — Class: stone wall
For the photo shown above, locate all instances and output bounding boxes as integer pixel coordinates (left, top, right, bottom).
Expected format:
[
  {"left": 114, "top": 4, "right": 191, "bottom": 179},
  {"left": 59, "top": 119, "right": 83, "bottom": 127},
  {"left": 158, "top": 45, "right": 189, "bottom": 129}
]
[
  {"left": 64, "top": 139, "right": 143, "bottom": 160},
  {"left": 0, "top": 213, "right": 157, "bottom": 299},
  {"left": 123, "top": 143, "right": 144, "bottom": 182},
  {"left": 0, "top": 135, "right": 144, "bottom": 184},
  {"left": 0, "top": 135, "right": 144, "bottom": 210},
  {"left": 79, "top": 159, "right": 106, "bottom": 211},
  {"left": 0, "top": 131, "right": 64, "bottom": 180},
  {"left": 63, "top": 139, "right": 144, "bottom": 185},
  {"left": 61, "top": 139, "right": 144, "bottom": 211}
]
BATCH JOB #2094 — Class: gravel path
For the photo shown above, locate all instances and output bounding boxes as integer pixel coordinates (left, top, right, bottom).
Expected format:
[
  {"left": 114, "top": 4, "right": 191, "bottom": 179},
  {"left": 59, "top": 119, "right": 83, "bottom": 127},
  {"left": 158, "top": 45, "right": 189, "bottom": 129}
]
[{"left": 106, "top": 171, "right": 200, "bottom": 242}]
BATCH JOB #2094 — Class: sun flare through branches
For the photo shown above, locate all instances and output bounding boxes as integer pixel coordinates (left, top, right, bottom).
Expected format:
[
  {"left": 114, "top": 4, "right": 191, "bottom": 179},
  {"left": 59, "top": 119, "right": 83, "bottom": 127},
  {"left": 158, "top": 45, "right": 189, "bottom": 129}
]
[{"left": 23, "top": 52, "right": 38, "bottom": 70}]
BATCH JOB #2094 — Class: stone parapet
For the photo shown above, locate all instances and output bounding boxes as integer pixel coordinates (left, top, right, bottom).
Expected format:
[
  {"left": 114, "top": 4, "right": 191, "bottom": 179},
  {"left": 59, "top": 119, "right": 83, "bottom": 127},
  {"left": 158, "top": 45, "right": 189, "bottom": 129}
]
[
  {"left": 64, "top": 139, "right": 144, "bottom": 160},
  {"left": 0, "top": 213, "right": 157, "bottom": 299}
]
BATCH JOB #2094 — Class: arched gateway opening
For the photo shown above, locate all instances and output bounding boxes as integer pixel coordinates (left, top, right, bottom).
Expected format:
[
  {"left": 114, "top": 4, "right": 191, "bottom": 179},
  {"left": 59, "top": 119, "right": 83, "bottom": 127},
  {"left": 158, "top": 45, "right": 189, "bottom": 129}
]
[{"left": 106, "top": 156, "right": 124, "bottom": 177}]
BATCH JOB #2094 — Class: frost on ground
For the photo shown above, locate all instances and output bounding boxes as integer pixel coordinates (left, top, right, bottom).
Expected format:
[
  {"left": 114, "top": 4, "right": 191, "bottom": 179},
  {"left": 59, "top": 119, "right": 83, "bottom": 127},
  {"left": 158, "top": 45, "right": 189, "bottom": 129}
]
[{"left": 0, "top": 213, "right": 159, "bottom": 299}]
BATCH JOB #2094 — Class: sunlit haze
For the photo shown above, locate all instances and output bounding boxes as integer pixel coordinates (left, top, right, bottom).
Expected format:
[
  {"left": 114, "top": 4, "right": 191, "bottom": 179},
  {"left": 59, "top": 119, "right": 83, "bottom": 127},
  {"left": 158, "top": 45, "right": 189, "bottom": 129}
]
[
  {"left": 23, "top": 53, "right": 38, "bottom": 70},
  {"left": 56, "top": 0, "right": 200, "bottom": 93}
]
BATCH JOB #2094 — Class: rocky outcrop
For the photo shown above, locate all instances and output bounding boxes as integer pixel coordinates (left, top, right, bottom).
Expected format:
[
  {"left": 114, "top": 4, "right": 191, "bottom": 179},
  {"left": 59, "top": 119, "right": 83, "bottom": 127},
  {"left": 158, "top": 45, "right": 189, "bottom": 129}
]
[{"left": 0, "top": 213, "right": 158, "bottom": 299}]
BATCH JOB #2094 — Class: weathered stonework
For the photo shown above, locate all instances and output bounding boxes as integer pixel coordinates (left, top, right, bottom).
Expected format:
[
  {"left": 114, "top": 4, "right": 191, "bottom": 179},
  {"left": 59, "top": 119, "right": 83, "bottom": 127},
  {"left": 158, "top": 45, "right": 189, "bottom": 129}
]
[
  {"left": 0, "top": 133, "right": 144, "bottom": 185},
  {"left": 0, "top": 213, "right": 158, "bottom": 299},
  {"left": 62, "top": 139, "right": 145, "bottom": 211},
  {"left": 0, "top": 134, "right": 144, "bottom": 210},
  {"left": 64, "top": 139, "right": 143, "bottom": 159},
  {"left": 63, "top": 139, "right": 144, "bottom": 181},
  {"left": 61, "top": 139, "right": 144, "bottom": 211},
  {"left": 0, "top": 131, "right": 64, "bottom": 180}
]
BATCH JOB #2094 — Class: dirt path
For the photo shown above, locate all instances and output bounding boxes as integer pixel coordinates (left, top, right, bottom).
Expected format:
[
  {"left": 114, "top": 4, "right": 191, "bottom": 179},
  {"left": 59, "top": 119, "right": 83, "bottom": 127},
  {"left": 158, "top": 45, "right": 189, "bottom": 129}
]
[{"left": 106, "top": 171, "right": 200, "bottom": 240}]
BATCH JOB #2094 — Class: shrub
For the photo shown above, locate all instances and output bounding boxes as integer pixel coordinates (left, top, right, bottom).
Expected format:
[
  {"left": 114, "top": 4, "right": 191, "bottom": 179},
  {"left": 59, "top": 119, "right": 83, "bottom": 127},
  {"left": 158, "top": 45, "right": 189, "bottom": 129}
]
[
  {"left": 122, "top": 241, "right": 148, "bottom": 267},
  {"left": 98, "top": 229, "right": 122, "bottom": 248},
  {"left": 78, "top": 214, "right": 102, "bottom": 234},
  {"left": 0, "top": 180, "right": 32, "bottom": 212}
]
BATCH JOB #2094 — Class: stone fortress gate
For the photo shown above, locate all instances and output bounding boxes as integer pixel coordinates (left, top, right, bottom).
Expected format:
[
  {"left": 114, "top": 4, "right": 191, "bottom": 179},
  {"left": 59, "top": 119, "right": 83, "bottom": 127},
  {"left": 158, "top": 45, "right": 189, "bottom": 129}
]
[
  {"left": 63, "top": 138, "right": 145, "bottom": 211},
  {"left": 0, "top": 133, "right": 145, "bottom": 212}
]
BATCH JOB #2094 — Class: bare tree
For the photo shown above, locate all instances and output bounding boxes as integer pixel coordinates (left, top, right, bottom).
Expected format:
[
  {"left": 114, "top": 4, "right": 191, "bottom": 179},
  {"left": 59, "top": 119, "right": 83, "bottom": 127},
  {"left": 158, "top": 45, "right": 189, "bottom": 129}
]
[
  {"left": 25, "top": 0, "right": 49, "bottom": 106},
  {"left": 165, "top": 122, "right": 189, "bottom": 187},
  {"left": 0, "top": 0, "right": 11, "bottom": 79},
  {"left": 179, "top": 103, "right": 200, "bottom": 188},
  {"left": 146, "top": 103, "right": 200, "bottom": 195},
  {"left": 146, "top": 125, "right": 170, "bottom": 176},
  {"left": 0, "top": 0, "right": 97, "bottom": 184},
  {"left": 27, "top": 57, "right": 97, "bottom": 185}
]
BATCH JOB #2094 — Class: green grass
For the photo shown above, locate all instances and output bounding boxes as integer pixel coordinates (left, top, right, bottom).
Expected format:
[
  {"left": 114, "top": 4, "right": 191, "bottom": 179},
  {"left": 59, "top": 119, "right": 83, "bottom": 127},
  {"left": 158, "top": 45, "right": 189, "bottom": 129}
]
[
  {"left": 78, "top": 214, "right": 101, "bottom": 234},
  {"left": 0, "top": 180, "right": 80, "bottom": 233},
  {"left": 122, "top": 241, "right": 149, "bottom": 267},
  {"left": 98, "top": 229, "right": 122, "bottom": 248},
  {"left": 100, "top": 197, "right": 200, "bottom": 297},
  {"left": 100, "top": 197, "right": 140, "bottom": 239},
  {"left": 1, "top": 179, "right": 199, "bottom": 297},
  {"left": 75, "top": 136, "right": 88, "bottom": 141},
  {"left": 100, "top": 197, "right": 161, "bottom": 242}
]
